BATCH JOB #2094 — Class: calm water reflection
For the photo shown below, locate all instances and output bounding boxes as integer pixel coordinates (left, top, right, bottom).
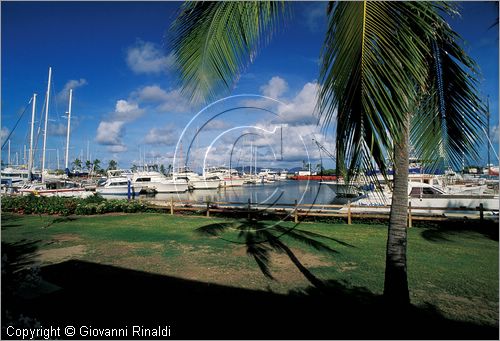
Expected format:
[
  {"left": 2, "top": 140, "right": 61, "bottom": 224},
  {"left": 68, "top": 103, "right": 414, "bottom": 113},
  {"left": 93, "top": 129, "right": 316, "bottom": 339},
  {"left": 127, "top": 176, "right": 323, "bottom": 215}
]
[{"left": 106, "top": 180, "right": 336, "bottom": 205}]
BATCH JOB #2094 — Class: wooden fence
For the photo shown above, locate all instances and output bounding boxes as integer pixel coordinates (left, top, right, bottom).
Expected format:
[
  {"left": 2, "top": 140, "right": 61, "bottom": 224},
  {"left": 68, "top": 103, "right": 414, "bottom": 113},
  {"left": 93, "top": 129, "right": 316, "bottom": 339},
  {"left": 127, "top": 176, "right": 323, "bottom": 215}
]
[{"left": 146, "top": 198, "right": 499, "bottom": 225}]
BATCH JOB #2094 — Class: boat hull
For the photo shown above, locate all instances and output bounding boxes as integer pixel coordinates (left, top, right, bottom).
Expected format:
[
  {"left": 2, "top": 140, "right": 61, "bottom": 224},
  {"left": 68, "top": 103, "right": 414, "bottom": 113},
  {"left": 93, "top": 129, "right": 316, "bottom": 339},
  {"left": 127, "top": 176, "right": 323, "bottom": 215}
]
[
  {"left": 291, "top": 175, "right": 338, "bottom": 181},
  {"left": 150, "top": 181, "right": 189, "bottom": 193},
  {"left": 190, "top": 179, "right": 220, "bottom": 190},
  {"left": 220, "top": 178, "right": 245, "bottom": 187},
  {"left": 96, "top": 185, "right": 143, "bottom": 196},
  {"left": 20, "top": 188, "right": 95, "bottom": 198}
]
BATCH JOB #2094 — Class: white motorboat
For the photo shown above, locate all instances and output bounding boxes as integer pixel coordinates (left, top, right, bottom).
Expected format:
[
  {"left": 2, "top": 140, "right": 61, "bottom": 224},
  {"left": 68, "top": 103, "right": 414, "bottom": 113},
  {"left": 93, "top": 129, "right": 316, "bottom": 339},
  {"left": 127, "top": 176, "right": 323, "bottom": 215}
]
[
  {"left": 174, "top": 167, "right": 220, "bottom": 190},
  {"left": 279, "top": 170, "right": 289, "bottom": 180},
  {"left": 133, "top": 165, "right": 189, "bottom": 193},
  {"left": 97, "top": 169, "right": 145, "bottom": 196},
  {"left": 257, "top": 168, "right": 278, "bottom": 182},
  {"left": 19, "top": 180, "right": 94, "bottom": 198},
  {"left": 1, "top": 166, "right": 41, "bottom": 186},
  {"left": 323, "top": 179, "right": 499, "bottom": 215},
  {"left": 204, "top": 166, "right": 245, "bottom": 187}
]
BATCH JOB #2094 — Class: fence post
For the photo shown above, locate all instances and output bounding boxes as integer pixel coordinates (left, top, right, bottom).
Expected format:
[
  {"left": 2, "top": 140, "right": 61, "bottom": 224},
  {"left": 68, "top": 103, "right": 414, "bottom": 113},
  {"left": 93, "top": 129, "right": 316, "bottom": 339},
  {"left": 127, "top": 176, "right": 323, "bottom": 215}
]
[
  {"left": 169, "top": 197, "right": 174, "bottom": 215},
  {"left": 294, "top": 199, "right": 299, "bottom": 223},
  {"left": 347, "top": 200, "right": 352, "bottom": 225},
  {"left": 479, "top": 203, "right": 484, "bottom": 223},
  {"left": 206, "top": 200, "right": 210, "bottom": 218},
  {"left": 247, "top": 198, "right": 251, "bottom": 221},
  {"left": 408, "top": 201, "right": 412, "bottom": 228}
]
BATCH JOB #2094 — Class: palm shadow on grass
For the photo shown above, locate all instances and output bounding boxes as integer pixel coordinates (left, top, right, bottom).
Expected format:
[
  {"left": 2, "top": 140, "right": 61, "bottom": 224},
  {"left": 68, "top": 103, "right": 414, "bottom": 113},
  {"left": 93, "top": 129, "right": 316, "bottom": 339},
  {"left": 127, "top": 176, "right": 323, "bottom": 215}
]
[
  {"left": 1, "top": 214, "right": 24, "bottom": 229},
  {"left": 44, "top": 216, "right": 78, "bottom": 229},
  {"left": 1, "top": 228, "right": 497, "bottom": 339},
  {"left": 195, "top": 219, "right": 352, "bottom": 289},
  {"left": 420, "top": 219, "right": 499, "bottom": 242},
  {"left": 4, "top": 258, "right": 496, "bottom": 340},
  {"left": 2, "top": 240, "right": 43, "bottom": 329}
]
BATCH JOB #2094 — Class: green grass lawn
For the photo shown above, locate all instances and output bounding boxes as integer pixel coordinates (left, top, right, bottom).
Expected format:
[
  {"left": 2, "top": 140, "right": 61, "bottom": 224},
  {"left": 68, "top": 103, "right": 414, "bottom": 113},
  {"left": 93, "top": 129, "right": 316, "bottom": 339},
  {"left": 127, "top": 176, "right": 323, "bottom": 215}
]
[{"left": 2, "top": 212, "right": 498, "bottom": 329}]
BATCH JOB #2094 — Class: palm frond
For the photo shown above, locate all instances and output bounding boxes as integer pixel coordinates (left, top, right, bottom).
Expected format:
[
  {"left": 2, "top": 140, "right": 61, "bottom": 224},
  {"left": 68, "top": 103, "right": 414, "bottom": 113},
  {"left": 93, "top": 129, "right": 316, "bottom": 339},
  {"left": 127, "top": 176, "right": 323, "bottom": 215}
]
[
  {"left": 411, "top": 9, "right": 486, "bottom": 170},
  {"left": 318, "top": 2, "right": 437, "bottom": 181},
  {"left": 170, "top": 2, "right": 287, "bottom": 104}
]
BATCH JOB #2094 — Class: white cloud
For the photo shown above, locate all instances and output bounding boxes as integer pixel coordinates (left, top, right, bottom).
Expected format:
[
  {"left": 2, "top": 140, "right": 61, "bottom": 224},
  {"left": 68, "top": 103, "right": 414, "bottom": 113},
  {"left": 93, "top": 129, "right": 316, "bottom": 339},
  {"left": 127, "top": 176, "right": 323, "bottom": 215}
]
[
  {"left": 94, "top": 99, "right": 146, "bottom": 155},
  {"left": 260, "top": 76, "right": 288, "bottom": 99},
  {"left": 133, "top": 85, "right": 191, "bottom": 114},
  {"left": 145, "top": 150, "right": 164, "bottom": 158},
  {"left": 126, "top": 40, "right": 175, "bottom": 74},
  {"left": 203, "top": 119, "right": 231, "bottom": 131},
  {"left": 277, "top": 82, "right": 320, "bottom": 125},
  {"left": 1, "top": 127, "right": 10, "bottom": 143},
  {"left": 57, "top": 79, "right": 87, "bottom": 102},
  {"left": 107, "top": 144, "right": 128, "bottom": 153},
  {"left": 144, "top": 124, "right": 178, "bottom": 145},
  {"left": 48, "top": 123, "right": 67, "bottom": 136},
  {"left": 241, "top": 78, "right": 322, "bottom": 125},
  {"left": 112, "top": 99, "right": 145, "bottom": 122},
  {"left": 96, "top": 121, "right": 125, "bottom": 146},
  {"left": 116, "top": 99, "right": 138, "bottom": 113},
  {"left": 490, "top": 124, "right": 499, "bottom": 143},
  {"left": 135, "top": 85, "right": 170, "bottom": 102}
]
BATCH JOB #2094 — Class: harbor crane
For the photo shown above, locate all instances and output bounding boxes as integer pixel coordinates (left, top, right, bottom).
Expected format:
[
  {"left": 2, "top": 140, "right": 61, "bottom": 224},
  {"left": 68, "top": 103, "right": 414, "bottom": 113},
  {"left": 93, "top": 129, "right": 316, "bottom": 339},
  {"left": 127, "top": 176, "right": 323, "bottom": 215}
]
[{"left": 311, "top": 138, "right": 336, "bottom": 175}]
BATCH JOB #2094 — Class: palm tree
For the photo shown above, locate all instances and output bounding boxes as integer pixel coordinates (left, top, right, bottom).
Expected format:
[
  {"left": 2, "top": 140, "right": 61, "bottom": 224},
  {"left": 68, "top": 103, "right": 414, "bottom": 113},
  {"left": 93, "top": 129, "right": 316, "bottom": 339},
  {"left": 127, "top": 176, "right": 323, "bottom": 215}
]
[
  {"left": 107, "top": 159, "right": 118, "bottom": 171},
  {"left": 170, "top": 2, "right": 485, "bottom": 305},
  {"left": 93, "top": 159, "right": 102, "bottom": 174},
  {"left": 72, "top": 158, "right": 82, "bottom": 170},
  {"left": 317, "top": 2, "right": 485, "bottom": 305}
]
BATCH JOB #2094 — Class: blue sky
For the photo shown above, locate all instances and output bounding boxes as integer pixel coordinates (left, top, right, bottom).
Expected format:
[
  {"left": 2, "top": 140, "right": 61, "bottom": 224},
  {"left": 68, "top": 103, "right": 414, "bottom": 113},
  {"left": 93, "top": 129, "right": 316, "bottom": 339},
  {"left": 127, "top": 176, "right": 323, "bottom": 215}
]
[{"left": 2, "top": 1, "right": 498, "bottom": 172}]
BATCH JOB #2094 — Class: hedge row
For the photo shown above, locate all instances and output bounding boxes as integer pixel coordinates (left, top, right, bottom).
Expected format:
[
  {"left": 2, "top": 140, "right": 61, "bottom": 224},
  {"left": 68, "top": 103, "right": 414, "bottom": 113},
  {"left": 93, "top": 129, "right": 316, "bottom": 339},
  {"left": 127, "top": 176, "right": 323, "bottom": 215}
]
[{"left": 1, "top": 194, "right": 156, "bottom": 215}]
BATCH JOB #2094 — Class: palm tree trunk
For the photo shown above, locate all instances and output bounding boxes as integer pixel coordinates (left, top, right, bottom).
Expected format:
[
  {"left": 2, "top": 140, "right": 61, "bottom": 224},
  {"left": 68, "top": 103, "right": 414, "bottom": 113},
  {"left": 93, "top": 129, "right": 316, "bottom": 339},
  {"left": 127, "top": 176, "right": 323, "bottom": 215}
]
[{"left": 384, "top": 114, "right": 410, "bottom": 305}]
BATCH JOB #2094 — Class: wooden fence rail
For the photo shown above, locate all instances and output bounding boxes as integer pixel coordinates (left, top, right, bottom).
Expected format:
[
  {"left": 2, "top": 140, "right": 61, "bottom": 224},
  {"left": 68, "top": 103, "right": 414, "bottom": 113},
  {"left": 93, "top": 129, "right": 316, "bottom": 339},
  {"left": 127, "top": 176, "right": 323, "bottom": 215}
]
[{"left": 146, "top": 198, "right": 498, "bottom": 225}]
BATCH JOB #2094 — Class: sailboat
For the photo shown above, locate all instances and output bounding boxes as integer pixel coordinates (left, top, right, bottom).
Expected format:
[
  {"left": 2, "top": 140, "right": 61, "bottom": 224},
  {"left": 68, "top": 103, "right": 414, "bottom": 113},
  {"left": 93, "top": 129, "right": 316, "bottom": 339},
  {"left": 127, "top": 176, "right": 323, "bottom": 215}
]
[{"left": 18, "top": 67, "right": 93, "bottom": 198}]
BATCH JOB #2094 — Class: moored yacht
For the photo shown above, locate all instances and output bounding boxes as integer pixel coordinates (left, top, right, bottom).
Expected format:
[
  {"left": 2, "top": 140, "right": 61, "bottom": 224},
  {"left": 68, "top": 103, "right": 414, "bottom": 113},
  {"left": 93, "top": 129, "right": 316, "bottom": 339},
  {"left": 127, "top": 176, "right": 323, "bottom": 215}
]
[
  {"left": 174, "top": 167, "right": 220, "bottom": 190},
  {"left": 203, "top": 166, "right": 245, "bottom": 187},
  {"left": 1, "top": 166, "right": 41, "bottom": 186},
  {"left": 132, "top": 165, "right": 189, "bottom": 193},
  {"left": 257, "top": 168, "right": 278, "bottom": 182},
  {"left": 19, "top": 179, "right": 94, "bottom": 198},
  {"left": 97, "top": 169, "right": 145, "bottom": 196},
  {"left": 323, "top": 179, "right": 498, "bottom": 214}
]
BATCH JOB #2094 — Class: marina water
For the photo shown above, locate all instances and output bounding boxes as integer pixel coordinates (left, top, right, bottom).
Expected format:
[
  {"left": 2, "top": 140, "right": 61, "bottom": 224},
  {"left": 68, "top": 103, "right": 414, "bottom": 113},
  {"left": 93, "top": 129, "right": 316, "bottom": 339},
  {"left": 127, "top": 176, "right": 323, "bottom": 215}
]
[{"left": 109, "top": 181, "right": 335, "bottom": 206}]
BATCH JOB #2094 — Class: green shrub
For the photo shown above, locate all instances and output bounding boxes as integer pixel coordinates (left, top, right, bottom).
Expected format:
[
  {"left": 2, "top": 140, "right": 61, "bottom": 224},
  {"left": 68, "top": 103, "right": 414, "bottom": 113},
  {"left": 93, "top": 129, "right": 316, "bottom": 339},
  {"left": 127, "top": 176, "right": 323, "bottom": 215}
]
[{"left": 1, "top": 195, "right": 150, "bottom": 216}]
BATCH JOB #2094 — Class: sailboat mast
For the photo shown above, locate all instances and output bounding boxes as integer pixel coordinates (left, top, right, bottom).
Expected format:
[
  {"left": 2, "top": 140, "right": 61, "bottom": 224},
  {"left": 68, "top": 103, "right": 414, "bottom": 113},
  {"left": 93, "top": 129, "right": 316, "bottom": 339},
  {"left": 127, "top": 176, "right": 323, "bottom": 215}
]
[
  {"left": 487, "top": 96, "right": 491, "bottom": 172},
  {"left": 65, "top": 89, "right": 72, "bottom": 170},
  {"left": 250, "top": 140, "right": 253, "bottom": 176},
  {"left": 280, "top": 125, "right": 283, "bottom": 161},
  {"left": 41, "top": 66, "right": 52, "bottom": 183},
  {"left": 255, "top": 146, "right": 257, "bottom": 174},
  {"left": 7, "top": 139, "right": 10, "bottom": 166},
  {"left": 28, "top": 93, "right": 36, "bottom": 180},
  {"left": 179, "top": 142, "right": 184, "bottom": 171}
]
